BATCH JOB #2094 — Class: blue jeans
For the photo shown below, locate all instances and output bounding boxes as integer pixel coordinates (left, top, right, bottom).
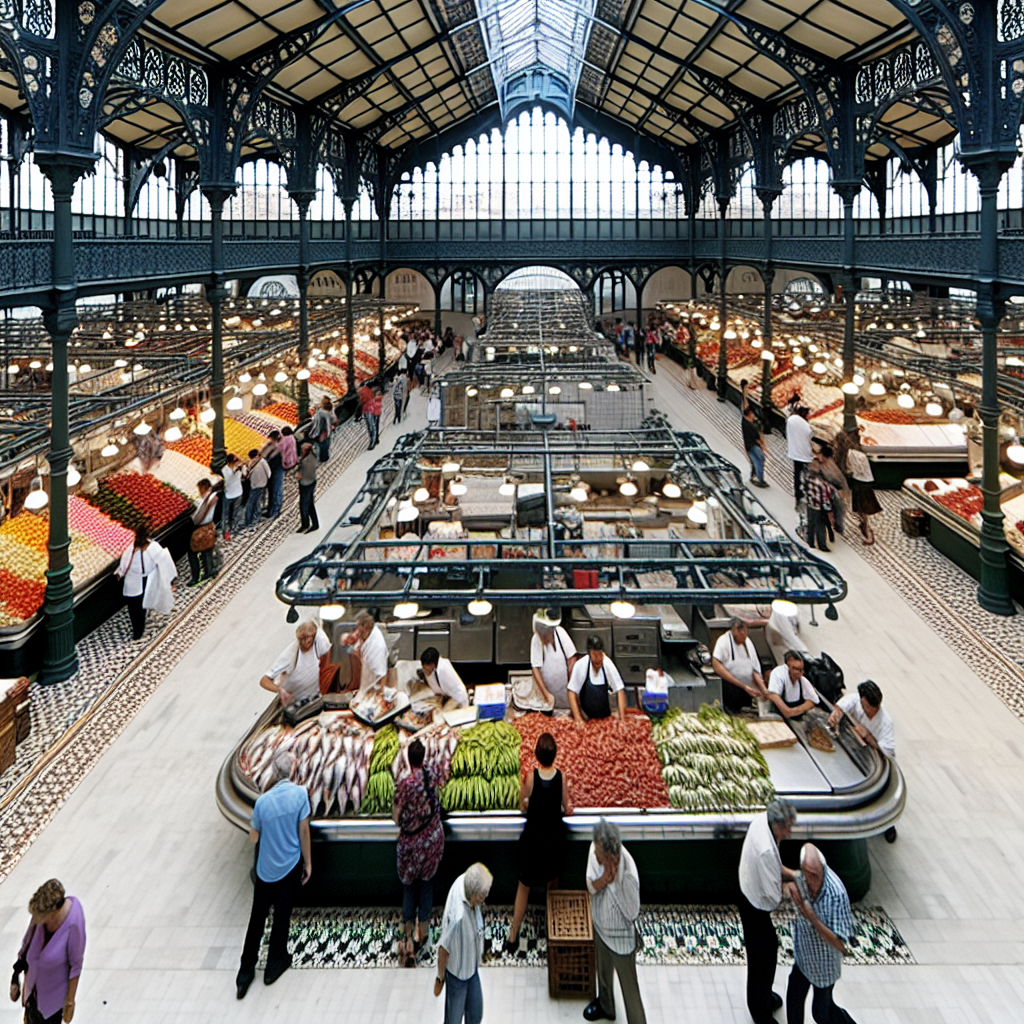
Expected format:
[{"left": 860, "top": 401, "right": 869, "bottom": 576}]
[
  {"left": 222, "top": 495, "right": 241, "bottom": 534},
  {"left": 245, "top": 486, "right": 266, "bottom": 526},
  {"left": 444, "top": 970, "right": 482, "bottom": 1024},
  {"left": 299, "top": 482, "right": 319, "bottom": 531},
  {"left": 401, "top": 877, "right": 433, "bottom": 926},
  {"left": 748, "top": 444, "right": 765, "bottom": 483},
  {"left": 268, "top": 464, "right": 284, "bottom": 517},
  {"left": 317, "top": 435, "right": 331, "bottom": 462}
]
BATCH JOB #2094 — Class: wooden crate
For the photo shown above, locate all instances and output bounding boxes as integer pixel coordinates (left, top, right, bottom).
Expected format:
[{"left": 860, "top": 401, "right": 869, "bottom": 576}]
[{"left": 547, "top": 890, "right": 595, "bottom": 1000}]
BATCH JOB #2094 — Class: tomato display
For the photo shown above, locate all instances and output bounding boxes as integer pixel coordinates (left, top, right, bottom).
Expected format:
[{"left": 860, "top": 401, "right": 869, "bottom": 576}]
[
  {"left": 515, "top": 712, "right": 669, "bottom": 809},
  {"left": 934, "top": 484, "right": 984, "bottom": 521},
  {"left": 88, "top": 473, "right": 191, "bottom": 531},
  {"left": 260, "top": 401, "right": 299, "bottom": 425},
  {"left": 0, "top": 566, "right": 47, "bottom": 621}
]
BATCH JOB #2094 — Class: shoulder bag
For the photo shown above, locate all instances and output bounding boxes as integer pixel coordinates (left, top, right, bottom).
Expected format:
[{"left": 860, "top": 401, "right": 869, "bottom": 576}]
[{"left": 191, "top": 495, "right": 216, "bottom": 552}]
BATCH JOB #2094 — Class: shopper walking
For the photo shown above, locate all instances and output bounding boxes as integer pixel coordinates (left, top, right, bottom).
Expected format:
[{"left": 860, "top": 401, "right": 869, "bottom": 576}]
[
  {"left": 844, "top": 428, "right": 882, "bottom": 545},
  {"left": 244, "top": 448, "right": 271, "bottom": 527},
  {"left": 116, "top": 525, "right": 176, "bottom": 640},
  {"left": 784, "top": 844, "right": 857, "bottom": 1024},
  {"left": 187, "top": 478, "right": 218, "bottom": 585},
  {"left": 295, "top": 442, "right": 320, "bottom": 534},
  {"left": 278, "top": 425, "right": 299, "bottom": 472},
  {"left": 394, "top": 738, "right": 445, "bottom": 968},
  {"left": 259, "top": 431, "right": 285, "bottom": 519},
  {"left": 310, "top": 396, "right": 338, "bottom": 462},
  {"left": 804, "top": 462, "right": 837, "bottom": 553},
  {"left": 743, "top": 405, "right": 768, "bottom": 487},
  {"left": 585, "top": 819, "right": 646, "bottom": 1024},
  {"left": 358, "top": 384, "right": 376, "bottom": 448},
  {"left": 221, "top": 453, "right": 244, "bottom": 539},
  {"left": 392, "top": 373, "right": 408, "bottom": 424},
  {"left": 505, "top": 732, "right": 572, "bottom": 952},
  {"left": 10, "top": 878, "right": 86, "bottom": 1024},
  {"left": 812, "top": 440, "right": 849, "bottom": 535},
  {"left": 435, "top": 863, "right": 492, "bottom": 1024},
  {"left": 786, "top": 406, "right": 813, "bottom": 507},
  {"left": 738, "top": 799, "right": 798, "bottom": 1024},
  {"left": 236, "top": 751, "right": 312, "bottom": 999}
]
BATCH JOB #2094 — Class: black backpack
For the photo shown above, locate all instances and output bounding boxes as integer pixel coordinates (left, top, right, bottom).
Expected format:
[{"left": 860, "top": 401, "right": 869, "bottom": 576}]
[{"left": 803, "top": 651, "right": 845, "bottom": 704}]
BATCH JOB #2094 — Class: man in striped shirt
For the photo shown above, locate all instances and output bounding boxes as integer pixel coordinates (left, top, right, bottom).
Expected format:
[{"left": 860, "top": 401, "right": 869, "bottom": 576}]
[
  {"left": 784, "top": 844, "right": 857, "bottom": 1024},
  {"left": 585, "top": 819, "right": 646, "bottom": 1024}
]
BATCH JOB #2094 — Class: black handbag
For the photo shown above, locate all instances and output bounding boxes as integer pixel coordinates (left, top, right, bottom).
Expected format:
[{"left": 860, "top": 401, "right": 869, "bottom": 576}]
[{"left": 804, "top": 651, "right": 845, "bottom": 704}]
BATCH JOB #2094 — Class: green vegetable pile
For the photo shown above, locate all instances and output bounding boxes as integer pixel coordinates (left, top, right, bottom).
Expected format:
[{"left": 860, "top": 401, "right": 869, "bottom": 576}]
[
  {"left": 651, "top": 705, "right": 775, "bottom": 812},
  {"left": 362, "top": 725, "right": 399, "bottom": 815},
  {"left": 441, "top": 721, "right": 521, "bottom": 812}
]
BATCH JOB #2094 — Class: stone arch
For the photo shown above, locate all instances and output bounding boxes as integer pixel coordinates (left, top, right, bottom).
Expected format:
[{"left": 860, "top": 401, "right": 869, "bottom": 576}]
[
  {"left": 643, "top": 265, "right": 693, "bottom": 306},
  {"left": 725, "top": 265, "right": 765, "bottom": 294},
  {"left": 308, "top": 269, "right": 346, "bottom": 297},
  {"left": 439, "top": 268, "right": 487, "bottom": 315},
  {"left": 385, "top": 267, "right": 434, "bottom": 311}
]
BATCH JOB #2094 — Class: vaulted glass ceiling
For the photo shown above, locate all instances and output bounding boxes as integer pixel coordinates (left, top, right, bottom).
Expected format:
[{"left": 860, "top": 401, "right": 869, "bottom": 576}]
[{"left": 477, "top": 0, "right": 598, "bottom": 118}]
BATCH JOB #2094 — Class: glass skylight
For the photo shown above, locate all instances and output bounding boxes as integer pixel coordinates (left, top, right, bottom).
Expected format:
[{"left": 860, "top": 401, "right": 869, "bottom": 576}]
[{"left": 478, "top": 0, "right": 597, "bottom": 117}]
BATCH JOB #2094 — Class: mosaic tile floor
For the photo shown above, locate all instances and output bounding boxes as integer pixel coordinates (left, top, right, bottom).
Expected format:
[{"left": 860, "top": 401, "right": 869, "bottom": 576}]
[
  {"left": 0, "top": 407, "right": 394, "bottom": 880},
  {"left": 254, "top": 903, "right": 914, "bottom": 970},
  {"left": 658, "top": 361, "right": 1024, "bottom": 722}
]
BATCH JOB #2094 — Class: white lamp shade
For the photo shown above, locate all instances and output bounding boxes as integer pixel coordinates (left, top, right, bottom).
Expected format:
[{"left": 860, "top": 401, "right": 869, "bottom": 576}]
[
  {"left": 164, "top": 426, "right": 183, "bottom": 442},
  {"left": 133, "top": 421, "right": 152, "bottom": 434},
  {"left": 296, "top": 369, "right": 311, "bottom": 380},
  {"left": 687, "top": 505, "right": 708, "bottom": 524},
  {"left": 320, "top": 604, "right": 346, "bottom": 621},
  {"left": 66, "top": 465, "right": 81, "bottom": 487},
  {"left": 521, "top": 385, "right": 535, "bottom": 394},
  {"left": 841, "top": 381, "right": 860, "bottom": 395},
  {"left": 442, "top": 461, "right": 461, "bottom": 474},
  {"left": 812, "top": 362, "right": 827, "bottom": 375},
  {"left": 393, "top": 601, "right": 419, "bottom": 619},
  {"left": 397, "top": 505, "right": 419, "bottom": 522},
  {"left": 199, "top": 407, "right": 217, "bottom": 424},
  {"left": 853, "top": 374, "right": 865, "bottom": 387},
  {"left": 868, "top": 381, "right": 886, "bottom": 396},
  {"left": 239, "top": 372, "right": 252, "bottom": 383},
  {"left": 897, "top": 393, "right": 915, "bottom": 409},
  {"left": 1006, "top": 443, "right": 1024, "bottom": 465},
  {"left": 570, "top": 486, "right": 588, "bottom": 502},
  {"left": 499, "top": 482, "right": 516, "bottom": 496},
  {"left": 227, "top": 396, "right": 244, "bottom": 411},
  {"left": 467, "top": 599, "right": 492, "bottom": 617},
  {"left": 606, "top": 383, "right": 620, "bottom": 392},
  {"left": 252, "top": 383, "right": 269, "bottom": 396},
  {"left": 413, "top": 487, "right": 431, "bottom": 503},
  {"left": 793, "top": 356, "right": 806, "bottom": 367},
  {"left": 632, "top": 459, "right": 650, "bottom": 472},
  {"left": 274, "top": 371, "right": 288, "bottom": 383},
  {"left": 449, "top": 481, "right": 467, "bottom": 496},
  {"left": 466, "top": 387, "right": 478, "bottom": 397},
  {"left": 500, "top": 388, "right": 514, "bottom": 398},
  {"left": 101, "top": 443, "right": 119, "bottom": 457},
  {"left": 610, "top": 600, "right": 636, "bottom": 619},
  {"left": 760, "top": 350, "right": 774, "bottom": 362},
  {"left": 549, "top": 386, "right": 561, "bottom": 395},
  {"left": 662, "top": 481, "right": 682, "bottom": 499},
  {"left": 925, "top": 401, "right": 943, "bottom": 417},
  {"left": 579, "top": 381, "right": 593, "bottom": 389},
  {"left": 619, "top": 480, "right": 638, "bottom": 497},
  {"left": 772, "top": 599, "right": 798, "bottom": 616},
  {"left": 169, "top": 407, "right": 186, "bottom": 421}
]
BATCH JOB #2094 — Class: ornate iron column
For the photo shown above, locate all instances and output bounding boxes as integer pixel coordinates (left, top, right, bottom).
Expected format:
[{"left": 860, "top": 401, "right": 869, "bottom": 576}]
[
  {"left": 343, "top": 196, "right": 357, "bottom": 398},
  {"left": 36, "top": 156, "right": 94, "bottom": 683},
  {"left": 291, "top": 190, "right": 316, "bottom": 420},
  {"left": 757, "top": 187, "right": 780, "bottom": 433},
  {"left": 203, "top": 186, "right": 234, "bottom": 473},
  {"left": 716, "top": 197, "right": 729, "bottom": 401},
  {"left": 378, "top": 272, "right": 387, "bottom": 379},
  {"left": 833, "top": 183, "right": 860, "bottom": 434},
  {"left": 965, "top": 156, "right": 1015, "bottom": 616}
]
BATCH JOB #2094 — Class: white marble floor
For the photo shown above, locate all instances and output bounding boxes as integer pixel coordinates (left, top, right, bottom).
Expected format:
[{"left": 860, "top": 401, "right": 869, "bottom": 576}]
[{"left": 1, "top": 357, "right": 1022, "bottom": 1024}]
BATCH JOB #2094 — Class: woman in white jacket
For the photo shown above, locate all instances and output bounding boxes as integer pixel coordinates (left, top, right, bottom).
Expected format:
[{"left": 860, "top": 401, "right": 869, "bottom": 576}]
[{"left": 116, "top": 525, "right": 177, "bottom": 640}]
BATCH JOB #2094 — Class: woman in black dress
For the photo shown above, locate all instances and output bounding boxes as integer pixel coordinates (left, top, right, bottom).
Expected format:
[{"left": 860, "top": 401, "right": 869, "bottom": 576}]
[{"left": 505, "top": 733, "right": 573, "bottom": 952}]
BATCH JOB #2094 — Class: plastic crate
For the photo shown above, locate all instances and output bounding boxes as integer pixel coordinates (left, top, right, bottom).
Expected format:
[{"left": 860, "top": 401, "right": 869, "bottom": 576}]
[{"left": 547, "top": 890, "right": 595, "bottom": 1000}]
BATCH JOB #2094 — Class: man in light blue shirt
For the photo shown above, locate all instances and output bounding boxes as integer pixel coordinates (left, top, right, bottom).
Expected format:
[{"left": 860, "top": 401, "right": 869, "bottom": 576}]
[{"left": 237, "top": 751, "right": 311, "bottom": 999}]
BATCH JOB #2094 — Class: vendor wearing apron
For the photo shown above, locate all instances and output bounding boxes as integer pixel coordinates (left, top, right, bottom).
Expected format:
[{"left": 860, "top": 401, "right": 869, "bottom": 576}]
[
  {"left": 766, "top": 650, "right": 820, "bottom": 719},
  {"left": 711, "top": 617, "right": 768, "bottom": 713},
  {"left": 530, "top": 612, "right": 578, "bottom": 709},
  {"left": 567, "top": 636, "right": 627, "bottom": 725}
]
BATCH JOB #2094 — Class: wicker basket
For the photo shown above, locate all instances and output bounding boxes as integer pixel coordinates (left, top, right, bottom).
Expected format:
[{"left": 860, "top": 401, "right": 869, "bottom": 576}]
[{"left": 547, "top": 890, "right": 595, "bottom": 999}]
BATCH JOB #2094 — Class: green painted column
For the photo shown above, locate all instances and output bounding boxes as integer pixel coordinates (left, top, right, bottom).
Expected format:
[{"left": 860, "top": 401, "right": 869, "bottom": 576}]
[
  {"left": 832, "top": 184, "right": 859, "bottom": 434},
  {"left": 37, "top": 156, "right": 94, "bottom": 683},
  {"left": 291, "top": 191, "right": 315, "bottom": 420},
  {"left": 344, "top": 196, "right": 357, "bottom": 398},
  {"left": 202, "top": 185, "right": 234, "bottom": 474},
  {"left": 716, "top": 198, "right": 729, "bottom": 401}
]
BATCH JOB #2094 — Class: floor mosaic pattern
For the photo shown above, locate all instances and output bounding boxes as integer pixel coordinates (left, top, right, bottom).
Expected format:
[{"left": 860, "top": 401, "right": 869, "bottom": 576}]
[
  {"left": 658, "top": 360, "right": 1024, "bottom": 722},
  {"left": 254, "top": 903, "right": 914, "bottom": 970}
]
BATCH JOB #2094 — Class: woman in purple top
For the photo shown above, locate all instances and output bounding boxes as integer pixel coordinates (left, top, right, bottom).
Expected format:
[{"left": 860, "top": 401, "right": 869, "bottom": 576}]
[{"left": 10, "top": 879, "right": 85, "bottom": 1023}]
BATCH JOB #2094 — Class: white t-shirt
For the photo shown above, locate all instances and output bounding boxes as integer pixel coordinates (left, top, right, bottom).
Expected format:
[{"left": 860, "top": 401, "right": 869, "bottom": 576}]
[
  {"left": 222, "top": 464, "right": 244, "bottom": 499},
  {"left": 767, "top": 664, "right": 820, "bottom": 707},
  {"left": 267, "top": 625, "right": 331, "bottom": 702},
  {"left": 739, "top": 811, "right": 784, "bottom": 911},
  {"left": 837, "top": 692, "right": 895, "bottom": 757},
  {"left": 568, "top": 655, "right": 625, "bottom": 695},
  {"left": 786, "top": 414, "right": 814, "bottom": 463},
  {"left": 423, "top": 657, "right": 469, "bottom": 707},
  {"left": 530, "top": 626, "right": 577, "bottom": 708},
  {"left": 118, "top": 544, "right": 154, "bottom": 597},
  {"left": 358, "top": 625, "right": 389, "bottom": 693},
  {"left": 712, "top": 631, "right": 760, "bottom": 687}
]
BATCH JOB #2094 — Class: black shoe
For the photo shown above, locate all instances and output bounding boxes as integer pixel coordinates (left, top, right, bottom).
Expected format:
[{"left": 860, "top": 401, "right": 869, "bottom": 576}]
[
  {"left": 264, "top": 954, "right": 292, "bottom": 985},
  {"left": 772, "top": 991, "right": 784, "bottom": 1012},
  {"left": 583, "top": 998, "right": 615, "bottom": 1022},
  {"left": 236, "top": 971, "right": 254, "bottom": 999},
  {"left": 884, "top": 826, "right": 898, "bottom": 843},
  {"left": 296, "top": 526, "right": 309, "bottom": 533},
  {"left": 503, "top": 938, "right": 519, "bottom": 955}
]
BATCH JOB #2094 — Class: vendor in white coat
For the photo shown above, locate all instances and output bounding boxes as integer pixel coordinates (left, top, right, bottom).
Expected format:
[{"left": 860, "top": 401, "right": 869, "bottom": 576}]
[
  {"left": 260, "top": 619, "right": 332, "bottom": 708},
  {"left": 568, "top": 636, "right": 627, "bottom": 725},
  {"left": 711, "top": 617, "right": 767, "bottom": 713},
  {"left": 116, "top": 525, "right": 177, "bottom": 641},
  {"left": 419, "top": 647, "right": 469, "bottom": 708},
  {"left": 828, "top": 680, "right": 895, "bottom": 757},
  {"left": 766, "top": 650, "right": 820, "bottom": 719},
  {"left": 530, "top": 612, "right": 578, "bottom": 709},
  {"left": 340, "top": 610, "right": 390, "bottom": 695}
]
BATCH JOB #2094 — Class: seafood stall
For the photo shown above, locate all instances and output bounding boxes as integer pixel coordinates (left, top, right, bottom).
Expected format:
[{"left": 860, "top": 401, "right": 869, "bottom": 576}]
[{"left": 217, "top": 421, "right": 902, "bottom": 904}]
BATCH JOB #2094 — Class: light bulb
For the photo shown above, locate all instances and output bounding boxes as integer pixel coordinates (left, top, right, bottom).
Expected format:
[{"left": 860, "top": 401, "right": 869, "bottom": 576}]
[
  {"left": 522, "top": 385, "right": 535, "bottom": 395},
  {"left": 296, "top": 369, "right": 310, "bottom": 380},
  {"left": 467, "top": 599, "right": 492, "bottom": 617},
  {"left": 164, "top": 426, "right": 183, "bottom": 442},
  {"left": 169, "top": 407, "right": 186, "bottom": 421},
  {"left": 610, "top": 600, "right": 635, "bottom": 619},
  {"left": 868, "top": 381, "right": 886, "bottom": 396},
  {"left": 897, "top": 393, "right": 915, "bottom": 409},
  {"left": 632, "top": 460, "right": 650, "bottom": 472},
  {"left": 442, "top": 461, "right": 461, "bottom": 474},
  {"left": 606, "top": 383, "right": 620, "bottom": 392},
  {"left": 227, "top": 396, "right": 244, "bottom": 411},
  {"left": 662, "top": 482, "right": 682, "bottom": 499},
  {"left": 841, "top": 381, "right": 860, "bottom": 395},
  {"left": 413, "top": 487, "right": 431, "bottom": 503},
  {"left": 199, "top": 407, "right": 216, "bottom": 424},
  {"left": 66, "top": 465, "right": 81, "bottom": 487},
  {"left": 274, "top": 371, "right": 288, "bottom": 383},
  {"left": 619, "top": 480, "right": 638, "bottom": 497},
  {"left": 571, "top": 485, "right": 588, "bottom": 502},
  {"left": 320, "top": 604, "right": 346, "bottom": 621},
  {"left": 579, "top": 381, "right": 593, "bottom": 390},
  {"left": 101, "top": 443, "right": 119, "bottom": 457},
  {"left": 500, "top": 387, "right": 514, "bottom": 398},
  {"left": 925, "top": 401, "right": 943, "bottom": 417},
  {"left": 133, "top": 422, "right": 152, "bottom": 434},
  {"left": 24, "top": 487, "right": 48, "bottom": 510},
  {"left": 393, "top": 601, "right": 419, "bottom": 619},
  {"left": 1006, "top": 443, "right": 1024, "bottom": 465},
  {"left": 252, "top": 383, "right": 268, "bottom": 396},
  {"left": 549, "top": 386, "right": 561, "bottom": 395}
]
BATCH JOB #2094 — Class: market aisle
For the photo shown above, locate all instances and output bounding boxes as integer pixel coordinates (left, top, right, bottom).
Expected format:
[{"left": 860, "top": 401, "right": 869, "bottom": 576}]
[{"left": 0, "top": 361, "right": 1020, "bottom": 1024}]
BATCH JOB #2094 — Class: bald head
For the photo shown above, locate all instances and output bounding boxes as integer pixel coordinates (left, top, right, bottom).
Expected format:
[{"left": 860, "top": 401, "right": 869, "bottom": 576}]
[{"left": 800, "top": 843, "right": 826, "bottom": 897}]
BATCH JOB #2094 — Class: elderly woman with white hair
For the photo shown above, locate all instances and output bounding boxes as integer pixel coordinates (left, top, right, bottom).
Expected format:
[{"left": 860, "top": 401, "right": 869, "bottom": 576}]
[
  {"left": 259, "top": 620, "right": 331, "bottom": 724},
  {"left": 236, "top": 752, "right": 312, "bottom": 1000},
  {"left": 435, "top": 863, "right": 493, "bottom": 1024},
  {"left": 784, "top": 844, "right": 856, "bottom": 1024},
  {"left": 585, "top": 819, "right": 646, "bottom": 1024}
]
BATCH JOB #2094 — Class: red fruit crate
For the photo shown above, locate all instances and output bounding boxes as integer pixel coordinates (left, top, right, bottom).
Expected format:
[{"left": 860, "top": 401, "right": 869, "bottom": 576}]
[{"left": 547, "top": 890, "right": 595, "bottom": 1000}]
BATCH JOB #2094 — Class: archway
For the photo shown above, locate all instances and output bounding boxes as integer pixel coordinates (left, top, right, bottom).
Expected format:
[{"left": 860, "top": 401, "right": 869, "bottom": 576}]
[
  {"left": 494, "top": 266, "right": 580, "bottom": 291},
  {"left": 440, "top": 269, "right": 486, "bottom": 314},
  {"left": 385, "top": 268, "right": 434, "bottom": 310},
  {"left": 308, "top": 270, "right": 346, "bottom": 297},
  {"left": 592, "top": 269, "right": 636, "bottom": 316},
  {"left": 248, "top": 275, "right": 298, "bottom": 298},
  {"left": 643, "top": 266, "right": 692, "bottom": 307}
]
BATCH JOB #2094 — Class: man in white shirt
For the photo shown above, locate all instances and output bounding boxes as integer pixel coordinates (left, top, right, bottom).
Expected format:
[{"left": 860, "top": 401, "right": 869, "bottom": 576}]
[
  {"left": 738, "top": 799, "right": 798, "bottom": 1024},
  {"left": 221, "top": 453, "right": 244, "bottom": 539},
  {"left": 419, "top": 647, "right": 469, "bottom": 708},
  {"left": 711, "top": 617, "right": 767, "bottom": 713},
  {"left": 568, "top": 636, "right": 627, "bottom": 725},
  {"left": 786, "top": 406, "right": 814, "bottom": 508},
  {"left": 259, "top": 620, "right": 332, "bottom": 706},
  {"left": 766, "top": 651, "right": 820, "bottom": 719},
  {"left": 435, "top": 863, "right": 492, "bottom": 1023},
  {"left": 341, "top": 611, "right": 389, "bottom": 695},
  {"left": 530, "top": 618, "right": 577, "bottom": 709}
]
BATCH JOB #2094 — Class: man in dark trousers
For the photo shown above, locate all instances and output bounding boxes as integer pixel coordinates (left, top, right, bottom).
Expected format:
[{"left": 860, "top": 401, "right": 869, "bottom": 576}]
[{"left": 737, "top": 799, "right": 798, "bottom": 1024}]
